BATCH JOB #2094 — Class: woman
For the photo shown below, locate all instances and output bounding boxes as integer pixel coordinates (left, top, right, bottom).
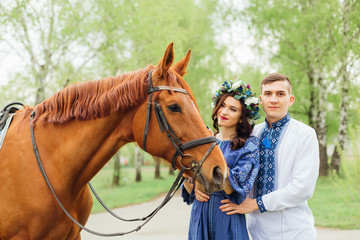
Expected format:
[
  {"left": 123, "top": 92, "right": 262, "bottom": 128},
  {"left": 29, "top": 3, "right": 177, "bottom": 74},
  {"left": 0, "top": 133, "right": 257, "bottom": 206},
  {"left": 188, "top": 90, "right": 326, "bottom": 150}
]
[{"left": 182, "top": 78, "right": 261, "bottom": 240}]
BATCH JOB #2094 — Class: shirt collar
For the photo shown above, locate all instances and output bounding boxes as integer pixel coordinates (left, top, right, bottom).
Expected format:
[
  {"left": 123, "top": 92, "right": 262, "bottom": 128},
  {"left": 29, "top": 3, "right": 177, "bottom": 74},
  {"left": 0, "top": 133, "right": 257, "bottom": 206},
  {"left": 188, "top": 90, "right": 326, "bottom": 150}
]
[{"left": 265, "top": 113, "right": 291, "bottom": 129}]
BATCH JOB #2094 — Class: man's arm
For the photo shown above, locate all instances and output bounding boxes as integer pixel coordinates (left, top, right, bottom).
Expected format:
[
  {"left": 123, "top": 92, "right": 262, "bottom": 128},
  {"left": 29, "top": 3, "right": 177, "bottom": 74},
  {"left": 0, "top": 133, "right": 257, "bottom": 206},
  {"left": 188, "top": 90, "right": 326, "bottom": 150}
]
[{"left": 220, "top": 197, "right": 258, "bottom": 214}]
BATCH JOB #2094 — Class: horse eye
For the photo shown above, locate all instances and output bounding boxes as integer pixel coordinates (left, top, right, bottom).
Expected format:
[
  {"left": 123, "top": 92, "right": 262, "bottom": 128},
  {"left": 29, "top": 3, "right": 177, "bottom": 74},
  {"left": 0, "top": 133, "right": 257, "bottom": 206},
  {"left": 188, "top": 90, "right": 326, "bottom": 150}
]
[{"left": 167, "top": 104, "right": 181, "bottom": 112}]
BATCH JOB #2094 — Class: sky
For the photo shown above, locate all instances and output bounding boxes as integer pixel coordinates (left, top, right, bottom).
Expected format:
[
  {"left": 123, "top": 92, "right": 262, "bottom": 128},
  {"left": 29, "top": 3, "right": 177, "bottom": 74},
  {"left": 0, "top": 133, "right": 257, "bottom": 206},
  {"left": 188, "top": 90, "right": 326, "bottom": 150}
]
[{"left": 0, "top": 50, "right": 23, "bottom": 86}]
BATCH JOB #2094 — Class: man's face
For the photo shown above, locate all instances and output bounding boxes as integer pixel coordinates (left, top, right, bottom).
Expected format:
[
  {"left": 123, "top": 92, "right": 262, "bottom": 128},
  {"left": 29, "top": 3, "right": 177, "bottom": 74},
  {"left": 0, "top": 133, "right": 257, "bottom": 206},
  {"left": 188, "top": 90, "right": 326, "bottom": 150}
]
[{"left": 260, "top": 80, "right": 295, "bottom": 125}]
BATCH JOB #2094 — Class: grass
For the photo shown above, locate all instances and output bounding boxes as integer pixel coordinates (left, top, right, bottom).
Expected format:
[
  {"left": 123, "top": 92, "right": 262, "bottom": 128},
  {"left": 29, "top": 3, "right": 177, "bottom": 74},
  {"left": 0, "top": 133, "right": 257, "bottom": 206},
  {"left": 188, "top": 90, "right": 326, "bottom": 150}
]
[
  {"left": 308, "top": 176, "right": 360, "bottom": 229},
  {"left": 89, "top": 165, "right": 178, "bottom": 213}
]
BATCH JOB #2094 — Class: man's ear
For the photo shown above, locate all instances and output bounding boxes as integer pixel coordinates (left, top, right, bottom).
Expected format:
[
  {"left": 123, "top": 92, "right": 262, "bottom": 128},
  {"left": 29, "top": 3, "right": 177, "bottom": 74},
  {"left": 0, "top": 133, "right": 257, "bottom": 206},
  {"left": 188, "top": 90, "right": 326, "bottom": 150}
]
[{"left": 289, "top": 95, "right": 295, "bottom": 106}]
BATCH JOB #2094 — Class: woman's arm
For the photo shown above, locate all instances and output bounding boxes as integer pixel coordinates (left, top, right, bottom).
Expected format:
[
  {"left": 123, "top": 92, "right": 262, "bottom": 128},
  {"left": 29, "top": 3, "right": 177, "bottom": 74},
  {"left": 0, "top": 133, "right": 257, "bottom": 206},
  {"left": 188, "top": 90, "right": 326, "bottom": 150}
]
[
  {"left": 183, "top": 179, "right": 194, "bottom": 194},
  {"left": 224, "top": 136, "right": 260, "bottom": 204}
]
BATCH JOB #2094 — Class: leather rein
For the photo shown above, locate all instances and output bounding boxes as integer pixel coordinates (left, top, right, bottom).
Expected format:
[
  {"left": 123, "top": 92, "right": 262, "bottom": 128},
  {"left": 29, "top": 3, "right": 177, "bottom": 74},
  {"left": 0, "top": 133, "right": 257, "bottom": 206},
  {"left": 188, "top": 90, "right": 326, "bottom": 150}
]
[{"left": 28, "top": 69, "right": 218, "bottom": 237}]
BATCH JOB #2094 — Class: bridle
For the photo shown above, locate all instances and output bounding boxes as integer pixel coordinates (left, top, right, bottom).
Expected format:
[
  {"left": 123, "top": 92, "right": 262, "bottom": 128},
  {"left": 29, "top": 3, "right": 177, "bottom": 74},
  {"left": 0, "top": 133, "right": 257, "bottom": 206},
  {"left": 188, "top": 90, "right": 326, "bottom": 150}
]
[
  {"left": 143, "top": 69, "right": 217, "bottom": 175},
  {"left": 28, "top": 69, "right": 219, "bottom": 237}
]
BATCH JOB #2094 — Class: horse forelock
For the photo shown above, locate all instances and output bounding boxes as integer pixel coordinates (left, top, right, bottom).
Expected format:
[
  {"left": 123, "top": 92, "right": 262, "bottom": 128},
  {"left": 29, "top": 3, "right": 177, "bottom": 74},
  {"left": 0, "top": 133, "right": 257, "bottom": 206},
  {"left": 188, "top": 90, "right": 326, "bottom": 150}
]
[{"left": 31, "top": 67, "right": 150, "bottom": 125}]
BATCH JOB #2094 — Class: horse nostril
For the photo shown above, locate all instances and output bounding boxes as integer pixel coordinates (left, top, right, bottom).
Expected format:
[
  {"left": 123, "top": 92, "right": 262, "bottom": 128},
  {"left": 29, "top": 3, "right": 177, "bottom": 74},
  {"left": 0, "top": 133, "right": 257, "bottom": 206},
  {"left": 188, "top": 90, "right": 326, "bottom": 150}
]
[{"left": 212, "top": 166, "right": 224, "bottom": 185}]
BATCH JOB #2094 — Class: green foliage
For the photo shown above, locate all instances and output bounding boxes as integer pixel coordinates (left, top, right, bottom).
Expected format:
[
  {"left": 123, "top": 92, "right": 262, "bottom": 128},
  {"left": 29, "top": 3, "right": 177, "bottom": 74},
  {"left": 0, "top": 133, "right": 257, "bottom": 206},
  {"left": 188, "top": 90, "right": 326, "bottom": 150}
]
[
  {"left": 0, "top": 0, "right": 109, "bottom": 104},
  {"left": 242, "top": 1, "right": 360, "bottom": 179},
  {"left": 243, "top": 0, "right": 340, "bottom": 120},
  {"left": 88, "top": 0, "right": 228, "bottom": 126},
  {"left": 0, "top": 0, "right": 229, "bottom": 126}
]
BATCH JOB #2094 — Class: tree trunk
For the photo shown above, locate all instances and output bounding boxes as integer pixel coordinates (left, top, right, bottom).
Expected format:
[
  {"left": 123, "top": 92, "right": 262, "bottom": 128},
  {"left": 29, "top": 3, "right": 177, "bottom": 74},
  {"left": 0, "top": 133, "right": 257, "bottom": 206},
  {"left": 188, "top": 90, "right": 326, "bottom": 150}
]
[
  {"left": 35, "top": 74, "right": 46, "bottom": 104},
  {"left": 112, "top": 151, "right": 121, "bottom": 186},
  {"left": 331, "top": 2, "right": 351, "bottom": 175},
  {"left": 307, "top": 71, "right": 318, "bottom": 128},
  {"left": 169, "top": 166, "right": 174, "bottom": 175},
  {"left": 331, "top": 75, "right": 349, "bottom": 174},
  {"left": 153, "top": 156, "right": 161, "bottom": 179},
  {"left": 135, "top": 145, "right": 143, "bottom": 182},
  {"left": 317, "top": 75, "right": 329, "bottom": 176},
  {"left": 308, "top": 71, "right": 328, "bottom": 176}
]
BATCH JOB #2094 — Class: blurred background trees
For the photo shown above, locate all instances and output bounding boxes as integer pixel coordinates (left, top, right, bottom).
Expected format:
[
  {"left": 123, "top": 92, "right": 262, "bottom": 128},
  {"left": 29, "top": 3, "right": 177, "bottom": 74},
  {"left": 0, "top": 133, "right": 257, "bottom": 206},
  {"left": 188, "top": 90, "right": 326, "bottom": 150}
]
[
  {"left": 0, "top": 0, "right": 359, "bottom": 181},
  {"left": 241, "top": 0, "right": 360, "bottom": 176}
]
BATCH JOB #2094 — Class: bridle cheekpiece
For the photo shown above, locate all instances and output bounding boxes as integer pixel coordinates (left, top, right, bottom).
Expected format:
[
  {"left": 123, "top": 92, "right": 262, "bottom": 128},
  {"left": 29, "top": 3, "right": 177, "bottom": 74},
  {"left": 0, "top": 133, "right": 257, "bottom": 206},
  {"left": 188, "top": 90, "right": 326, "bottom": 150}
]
[{"left": 142, "top": 69, "right": 218, "bottom": 177}]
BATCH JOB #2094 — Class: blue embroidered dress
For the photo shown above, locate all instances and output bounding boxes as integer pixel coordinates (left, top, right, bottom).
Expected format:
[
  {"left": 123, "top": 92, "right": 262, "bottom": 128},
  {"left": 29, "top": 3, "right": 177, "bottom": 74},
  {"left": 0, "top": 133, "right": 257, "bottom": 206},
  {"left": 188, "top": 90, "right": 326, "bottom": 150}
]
[{"left": 182, "top": 136, "right": 260, "bottom": 240}]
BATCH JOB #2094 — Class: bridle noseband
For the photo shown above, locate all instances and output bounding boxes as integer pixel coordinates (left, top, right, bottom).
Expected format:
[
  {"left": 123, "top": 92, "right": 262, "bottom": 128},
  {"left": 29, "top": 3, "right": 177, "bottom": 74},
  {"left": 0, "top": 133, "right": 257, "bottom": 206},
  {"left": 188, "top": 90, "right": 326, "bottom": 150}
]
[{"left": 143, "top": 69, "right": 218, "bottom": 177}]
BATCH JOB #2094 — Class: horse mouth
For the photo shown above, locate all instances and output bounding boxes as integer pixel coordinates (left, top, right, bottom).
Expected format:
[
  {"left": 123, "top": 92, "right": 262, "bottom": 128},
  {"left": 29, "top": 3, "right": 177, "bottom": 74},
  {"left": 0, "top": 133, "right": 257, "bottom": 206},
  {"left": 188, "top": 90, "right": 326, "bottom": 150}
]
[{"left": 196, "top": 167, "right": 225, "bottom": 194}]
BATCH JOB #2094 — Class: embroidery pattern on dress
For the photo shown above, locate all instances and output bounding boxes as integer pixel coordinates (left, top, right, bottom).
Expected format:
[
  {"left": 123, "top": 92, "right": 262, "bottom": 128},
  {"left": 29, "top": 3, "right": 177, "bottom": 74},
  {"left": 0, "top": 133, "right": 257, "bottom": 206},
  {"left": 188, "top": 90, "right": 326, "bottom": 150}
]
[
  {"left": 232, "top": 137, "right": 260, "bottom": 196},
  {"left": 208, "top": 196, "right": 215, "bottom": 240}
]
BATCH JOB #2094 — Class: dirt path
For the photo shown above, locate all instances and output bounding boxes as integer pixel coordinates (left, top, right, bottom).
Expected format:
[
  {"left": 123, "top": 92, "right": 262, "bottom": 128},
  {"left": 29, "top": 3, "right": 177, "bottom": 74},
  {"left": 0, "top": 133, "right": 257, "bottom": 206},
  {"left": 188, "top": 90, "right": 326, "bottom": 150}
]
[{"left": 82, "top": 193, "right": 360, "bottom": 240}]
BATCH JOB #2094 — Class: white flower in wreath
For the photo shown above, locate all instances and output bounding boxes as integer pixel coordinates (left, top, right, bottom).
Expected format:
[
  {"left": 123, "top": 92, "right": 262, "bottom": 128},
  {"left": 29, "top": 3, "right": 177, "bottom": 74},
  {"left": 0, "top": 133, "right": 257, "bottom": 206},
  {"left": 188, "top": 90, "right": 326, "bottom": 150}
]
[
  {"left": 232, "top": 81, "right": 243, "bottom": 90},
  {"left": 248, "top": 118, "right": 256, "bottom": 126},
  {"left": 245, "top": 96, "right": 259, "bottom": 106},
  {"left": 211, "top": 101, "right": 215, "bottom": 108}
]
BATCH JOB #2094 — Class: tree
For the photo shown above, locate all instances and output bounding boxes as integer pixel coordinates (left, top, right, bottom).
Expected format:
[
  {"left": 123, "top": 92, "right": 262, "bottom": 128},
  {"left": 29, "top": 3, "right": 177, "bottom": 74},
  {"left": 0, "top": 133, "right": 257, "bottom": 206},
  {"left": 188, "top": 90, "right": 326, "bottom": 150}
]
[
  {"left": 106, "top": 0, "right": 227, "bottom": 125},
  {"left": 169, "top": 166, "right": 175, "bottom": 176},
  {"left": 134, "top": 145, "right": 143, "bottom": 182},
  {"left": 0, "top": 0, "right": 109, "bottom": 104},
  {"left": 1, "top": 0, "right": 229, "bottom": 120},
  {"left": 153, "top": 156, "right": 162, "bottom": 179},
  {"left": 242, "top": 0, "right": 360, "bottom": 176},
  {"left": 112, "top": 151, "right": 121, "bottom": 186},
  {"left": 330, "top": 0, "right": 360, "bottom": 174}
]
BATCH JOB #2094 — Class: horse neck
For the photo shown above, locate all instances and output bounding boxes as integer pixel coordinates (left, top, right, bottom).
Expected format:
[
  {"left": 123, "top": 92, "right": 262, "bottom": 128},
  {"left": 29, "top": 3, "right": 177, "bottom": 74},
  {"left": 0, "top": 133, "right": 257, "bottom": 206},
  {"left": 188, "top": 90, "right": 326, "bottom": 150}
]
[{"left": 37, "top": 110, "right": 137, "bottom": 194}]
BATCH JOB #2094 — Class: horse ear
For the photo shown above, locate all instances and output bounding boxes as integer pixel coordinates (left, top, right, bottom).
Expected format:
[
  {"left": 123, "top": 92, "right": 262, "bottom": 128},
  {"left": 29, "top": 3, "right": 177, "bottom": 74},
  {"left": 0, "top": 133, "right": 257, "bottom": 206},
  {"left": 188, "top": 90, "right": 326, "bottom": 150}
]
[
  {"left": 154, "top": 42, "right": 174, "bottom": 78},
  {"left": 171, "top": 49, "right": 191, "bottom": 76}
]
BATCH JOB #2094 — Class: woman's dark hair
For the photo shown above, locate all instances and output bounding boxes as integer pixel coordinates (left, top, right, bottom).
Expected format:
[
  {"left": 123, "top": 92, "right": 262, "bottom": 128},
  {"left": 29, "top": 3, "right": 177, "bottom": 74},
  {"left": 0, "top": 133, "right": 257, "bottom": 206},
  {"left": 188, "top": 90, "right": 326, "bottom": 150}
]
[{"left": 211, "top": 92, "right": 254, "bottom": 150}]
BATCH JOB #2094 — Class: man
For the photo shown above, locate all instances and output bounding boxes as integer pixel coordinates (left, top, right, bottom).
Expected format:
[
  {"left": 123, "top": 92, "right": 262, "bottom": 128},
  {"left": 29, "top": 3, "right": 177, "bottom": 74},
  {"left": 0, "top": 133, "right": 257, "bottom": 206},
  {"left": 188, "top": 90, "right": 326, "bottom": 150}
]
[{"left": 220, "top": 73, "right": 320, "bottom": 240}]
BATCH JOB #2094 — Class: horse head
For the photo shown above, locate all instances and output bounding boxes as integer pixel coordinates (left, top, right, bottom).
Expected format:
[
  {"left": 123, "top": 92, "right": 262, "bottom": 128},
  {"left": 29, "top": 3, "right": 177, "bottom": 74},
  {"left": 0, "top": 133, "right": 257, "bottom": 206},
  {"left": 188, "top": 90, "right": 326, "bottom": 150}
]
[{"left": 134, "top": 43, "right": 228, "bottom": 194}]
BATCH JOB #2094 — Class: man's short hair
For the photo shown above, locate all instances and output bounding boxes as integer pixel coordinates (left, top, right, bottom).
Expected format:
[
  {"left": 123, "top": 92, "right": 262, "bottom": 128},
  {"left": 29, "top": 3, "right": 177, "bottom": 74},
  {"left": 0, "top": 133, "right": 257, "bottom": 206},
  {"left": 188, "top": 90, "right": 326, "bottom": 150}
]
[{"left": 261, "top": 73, "right": 292, "bottom": 94}]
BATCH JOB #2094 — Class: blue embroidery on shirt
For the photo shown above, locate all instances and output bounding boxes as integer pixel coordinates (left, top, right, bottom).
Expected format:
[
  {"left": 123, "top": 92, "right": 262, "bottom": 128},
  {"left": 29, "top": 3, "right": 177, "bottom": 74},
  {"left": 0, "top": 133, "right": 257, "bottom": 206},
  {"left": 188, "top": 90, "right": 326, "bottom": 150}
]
[
  {"left": 255, "top": 113, "right": 290, "bottom": 198},
  {"left": 256, "top": 196, "right": 267, "bottom": 213}
]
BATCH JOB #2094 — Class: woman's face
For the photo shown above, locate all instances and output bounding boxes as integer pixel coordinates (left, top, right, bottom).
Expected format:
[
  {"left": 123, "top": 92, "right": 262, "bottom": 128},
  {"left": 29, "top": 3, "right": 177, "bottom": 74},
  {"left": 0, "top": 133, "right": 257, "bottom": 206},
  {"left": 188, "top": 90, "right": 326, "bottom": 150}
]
[{"left": 216, "top": 96, "right": 242, "bottom": 129}]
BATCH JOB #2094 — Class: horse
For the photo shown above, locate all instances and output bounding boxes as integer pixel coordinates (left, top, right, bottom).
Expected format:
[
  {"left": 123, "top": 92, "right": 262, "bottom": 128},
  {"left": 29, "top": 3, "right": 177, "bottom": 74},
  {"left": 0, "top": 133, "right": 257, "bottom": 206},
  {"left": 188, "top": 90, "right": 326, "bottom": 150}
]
[{"left": 0, "top": 43, "right": 228, "bottom": 239}]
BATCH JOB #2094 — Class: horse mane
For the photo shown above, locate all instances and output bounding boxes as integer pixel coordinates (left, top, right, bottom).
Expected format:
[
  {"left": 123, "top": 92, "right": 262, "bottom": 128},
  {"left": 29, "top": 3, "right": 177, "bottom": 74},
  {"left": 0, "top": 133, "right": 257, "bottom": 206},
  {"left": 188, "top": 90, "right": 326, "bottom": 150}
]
[{"left": 27, "top": 66, "right": 196, "bottom": 125}]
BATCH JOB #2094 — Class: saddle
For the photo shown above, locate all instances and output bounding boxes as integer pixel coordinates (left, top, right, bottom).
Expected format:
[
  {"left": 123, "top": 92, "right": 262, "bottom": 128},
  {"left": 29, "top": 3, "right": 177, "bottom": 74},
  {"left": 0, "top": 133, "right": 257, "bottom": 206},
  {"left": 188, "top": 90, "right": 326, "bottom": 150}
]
[{"left": 0, "top": 102, "right": 24, "bottom": 131}]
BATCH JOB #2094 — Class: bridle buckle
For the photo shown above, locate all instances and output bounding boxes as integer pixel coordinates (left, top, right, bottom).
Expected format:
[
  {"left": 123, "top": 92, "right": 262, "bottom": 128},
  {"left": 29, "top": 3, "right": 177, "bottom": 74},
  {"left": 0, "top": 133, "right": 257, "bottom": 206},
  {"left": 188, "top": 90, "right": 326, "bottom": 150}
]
[{"left": 179, "top": 154, "right": 198, "bottom": 170}]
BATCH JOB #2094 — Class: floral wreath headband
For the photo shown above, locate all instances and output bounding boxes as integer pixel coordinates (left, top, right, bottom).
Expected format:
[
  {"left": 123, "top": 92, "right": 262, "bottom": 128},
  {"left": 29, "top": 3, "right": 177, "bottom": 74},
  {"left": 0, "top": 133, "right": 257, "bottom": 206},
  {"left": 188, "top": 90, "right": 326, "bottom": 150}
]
[{"left": 211, "top": 78, "right": 261, "bottom": 126}]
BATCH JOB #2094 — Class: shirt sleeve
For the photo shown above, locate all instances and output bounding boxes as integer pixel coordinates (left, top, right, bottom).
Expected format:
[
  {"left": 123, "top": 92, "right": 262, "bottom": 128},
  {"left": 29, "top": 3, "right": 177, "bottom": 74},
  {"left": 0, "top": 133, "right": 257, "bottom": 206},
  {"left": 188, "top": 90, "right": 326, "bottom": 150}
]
[
  {"left": 261, "top": 127, "right": 319, "bottom": 211},
  {"left": 224, "top": 136, "right": 260, "bottom": 205}
]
